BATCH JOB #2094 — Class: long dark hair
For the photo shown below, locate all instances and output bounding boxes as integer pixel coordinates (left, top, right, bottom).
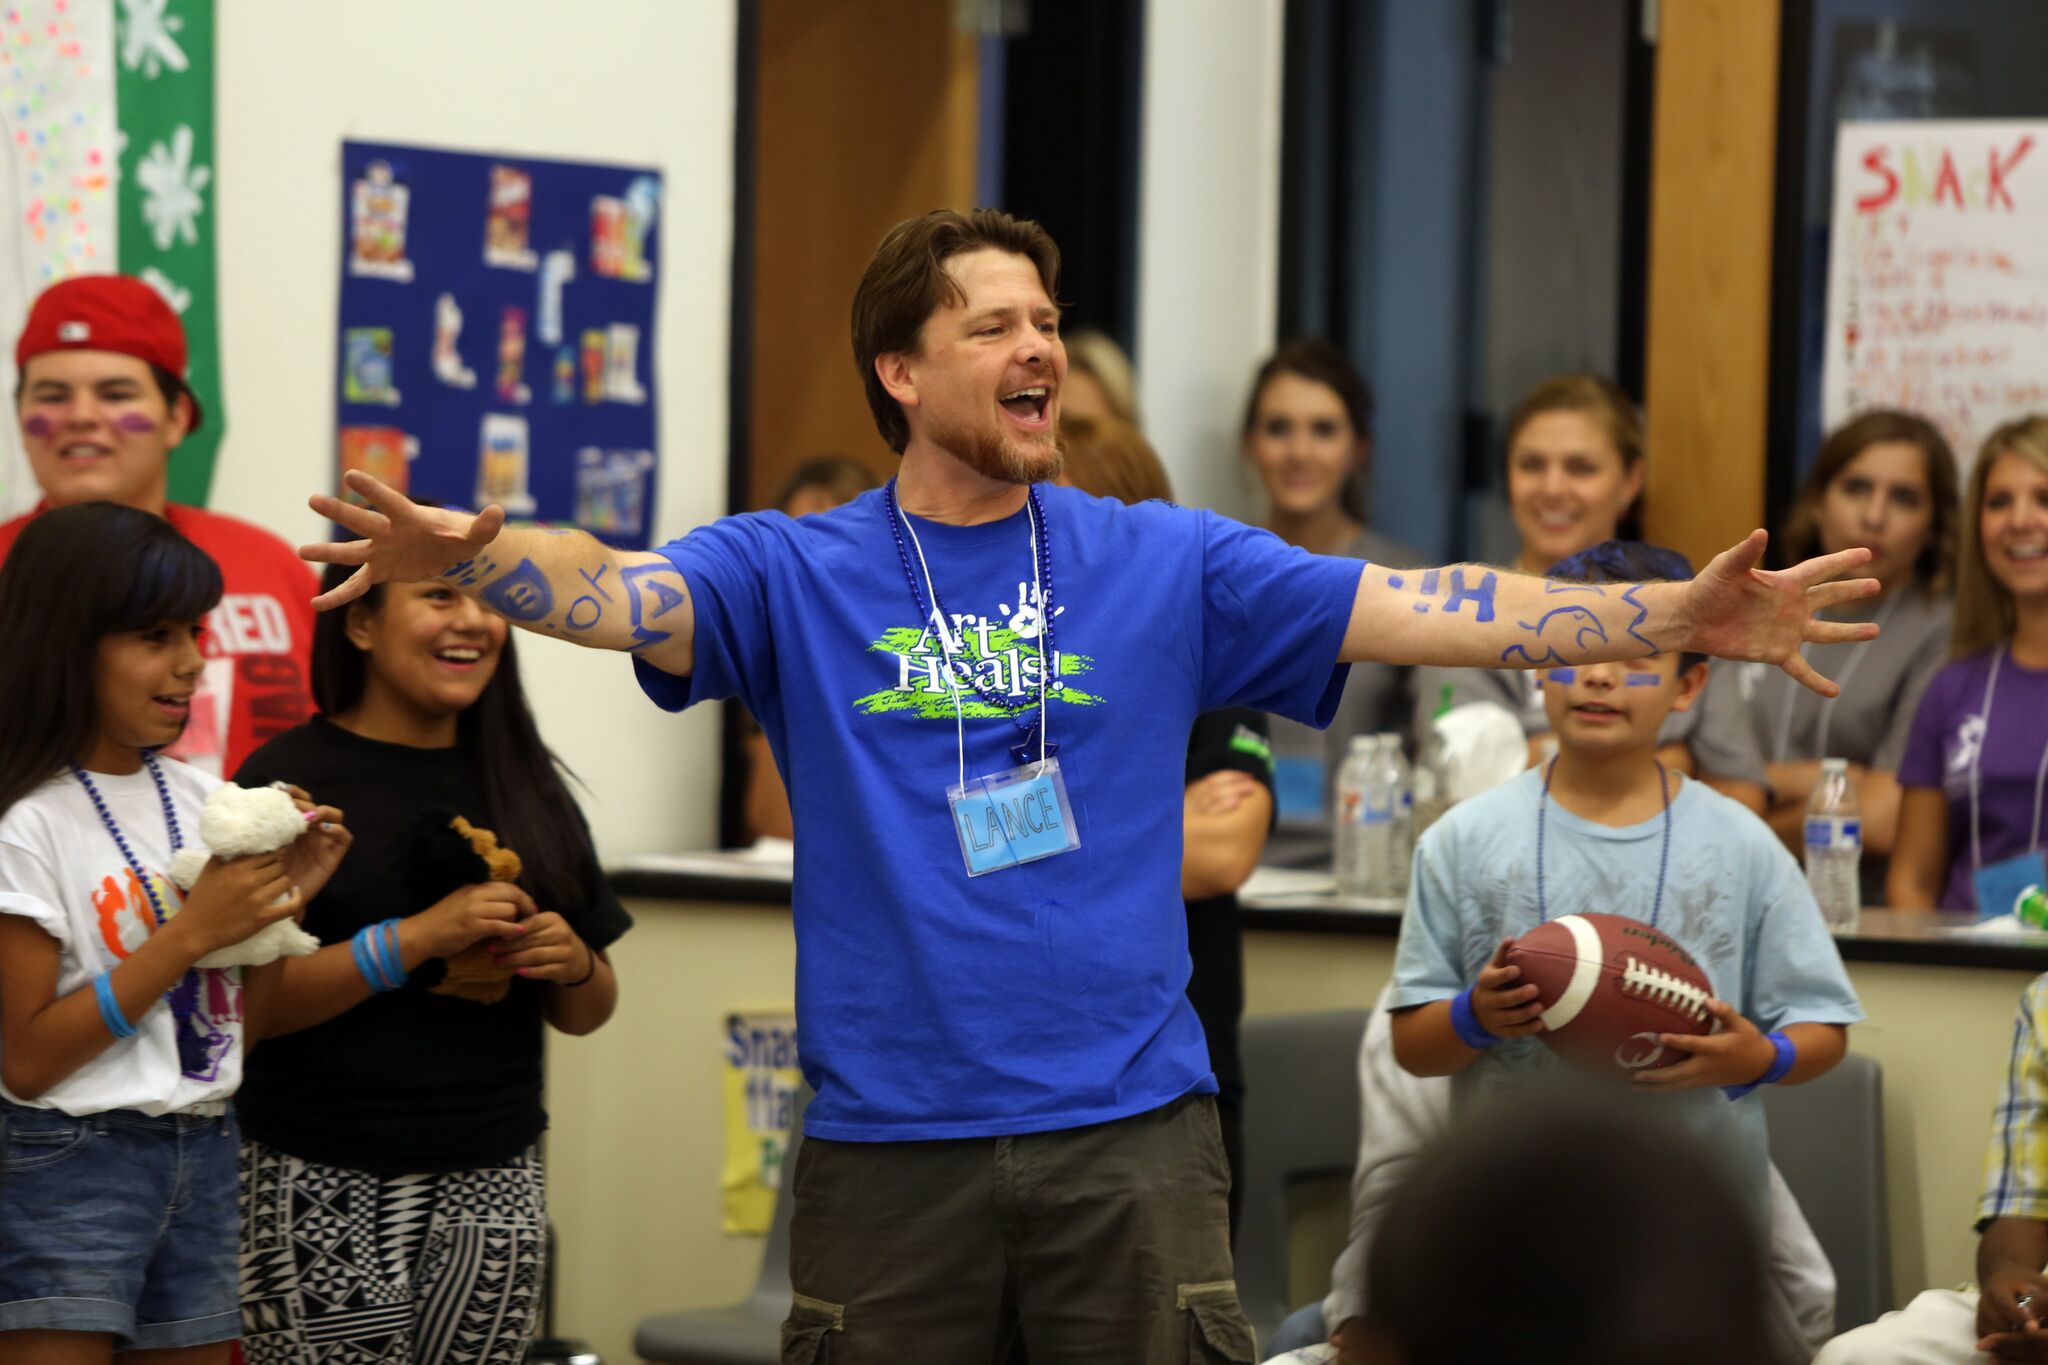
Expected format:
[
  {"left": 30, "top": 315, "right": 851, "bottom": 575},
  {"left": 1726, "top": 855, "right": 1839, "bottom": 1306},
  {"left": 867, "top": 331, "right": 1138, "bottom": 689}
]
[
  {"left": 311, "top": 565, "right": 597, "bottom": 914},
  {"left": 0, "top": 502, "right": 222, "bottom": 814},
  {"left": 1241, "top": 338, "right": 1376, "bottom": 522},
  {"left": 1779, "top": 409, "right": 1959, "bottom": 594}
]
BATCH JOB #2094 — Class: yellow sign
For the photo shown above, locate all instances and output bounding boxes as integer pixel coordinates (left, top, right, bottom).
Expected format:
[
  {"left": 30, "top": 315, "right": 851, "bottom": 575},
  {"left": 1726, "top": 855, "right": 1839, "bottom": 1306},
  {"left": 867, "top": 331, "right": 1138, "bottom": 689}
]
[{"left": 721, "top": 1010, "right": 801, "bottom": 1235}]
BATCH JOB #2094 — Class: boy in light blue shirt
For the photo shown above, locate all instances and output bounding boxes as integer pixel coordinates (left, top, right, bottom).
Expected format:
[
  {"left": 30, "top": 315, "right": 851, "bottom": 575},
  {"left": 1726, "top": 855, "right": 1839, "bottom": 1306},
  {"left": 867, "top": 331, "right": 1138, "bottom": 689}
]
[{"left": 1388, "top": 541, "right": 1864, "bottom": 1211}]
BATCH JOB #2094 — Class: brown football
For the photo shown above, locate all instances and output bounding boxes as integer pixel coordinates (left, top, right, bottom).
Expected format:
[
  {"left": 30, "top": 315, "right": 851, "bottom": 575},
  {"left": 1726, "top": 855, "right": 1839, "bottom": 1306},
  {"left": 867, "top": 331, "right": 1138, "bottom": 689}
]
[{"left": 1503, "top": 913, "right": 1716, "bottom": 1077}]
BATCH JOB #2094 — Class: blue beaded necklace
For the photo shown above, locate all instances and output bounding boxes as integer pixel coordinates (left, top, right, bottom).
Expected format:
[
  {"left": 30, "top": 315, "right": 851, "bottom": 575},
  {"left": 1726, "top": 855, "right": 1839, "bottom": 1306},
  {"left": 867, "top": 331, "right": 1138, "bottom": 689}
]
[
  {"left": 884, "top": 478, "right": 1059, "bottom": 767},
  {"left": 1535, "top": 757, "right": 1672, "bottom": 928},
  {"left": 72, "top": 755, "right": 194, "bottom": 1022}
]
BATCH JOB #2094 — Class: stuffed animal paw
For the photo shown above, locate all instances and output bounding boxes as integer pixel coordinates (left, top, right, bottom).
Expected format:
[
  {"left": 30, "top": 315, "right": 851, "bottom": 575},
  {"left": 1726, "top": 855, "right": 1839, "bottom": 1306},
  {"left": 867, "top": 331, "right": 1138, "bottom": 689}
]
[
  {"left": 165, "top": 783, "right": 322, "bottom": 969},
  {"left": 397, "top": 811, "right": 525, "bottom": 1004}
]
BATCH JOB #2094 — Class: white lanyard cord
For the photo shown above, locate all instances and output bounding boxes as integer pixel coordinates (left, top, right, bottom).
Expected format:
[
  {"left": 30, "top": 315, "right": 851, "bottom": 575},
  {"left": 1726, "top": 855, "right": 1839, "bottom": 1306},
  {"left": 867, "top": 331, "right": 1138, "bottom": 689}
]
[
  {"left": 894, "top": 494, "right": 1052, "bottom": 789},
  {"left": 1968, "top": 645, "right": 2048, "bottom": 871},
  {"left": 1772, "top": 590, "right": 1901, "bottom": 765}
]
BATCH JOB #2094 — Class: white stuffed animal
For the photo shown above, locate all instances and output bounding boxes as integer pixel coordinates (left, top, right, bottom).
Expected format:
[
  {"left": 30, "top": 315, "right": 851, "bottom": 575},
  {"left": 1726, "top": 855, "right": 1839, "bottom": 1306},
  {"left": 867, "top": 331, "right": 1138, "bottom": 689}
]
[{"left": 166, "top": 782, "right": 323, "bottom": 969}]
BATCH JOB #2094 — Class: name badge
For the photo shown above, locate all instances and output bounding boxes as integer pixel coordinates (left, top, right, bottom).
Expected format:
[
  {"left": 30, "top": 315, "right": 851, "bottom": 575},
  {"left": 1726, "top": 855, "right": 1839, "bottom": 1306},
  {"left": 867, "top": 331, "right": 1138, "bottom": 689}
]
[
  {"left": 948, "top": 757, "right": 1082, "bottom": 877},
  {"left": 1974, "top": 850, "right": 2048, "bottom": 921}
]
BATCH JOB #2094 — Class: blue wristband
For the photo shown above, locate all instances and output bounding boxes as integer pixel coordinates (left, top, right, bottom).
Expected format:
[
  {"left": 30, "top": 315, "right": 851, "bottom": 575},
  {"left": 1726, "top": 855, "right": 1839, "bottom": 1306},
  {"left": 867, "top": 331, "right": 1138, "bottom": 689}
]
[
  {"left": 1724, "top": 1030, "right": 1796, "bottom": 1100},
  {"left": 94, "top": 970, "right": 136, "bottom": 1040},
  {"left": 1450, "top": 988, "right": 1500, "bottom": 1051},
  {"left": 370, "top": 919, "right": 406, "bottom": 990},
  {"left": 352, "top": 926, "right": 393, "bottom": 993}
]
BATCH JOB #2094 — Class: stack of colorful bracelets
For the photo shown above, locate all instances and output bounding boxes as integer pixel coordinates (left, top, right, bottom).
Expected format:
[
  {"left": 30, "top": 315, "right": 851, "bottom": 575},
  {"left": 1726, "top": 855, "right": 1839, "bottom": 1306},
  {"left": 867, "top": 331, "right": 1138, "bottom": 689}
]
[{"left": 350, "top": 918, "right": 408, "bottom": 993}]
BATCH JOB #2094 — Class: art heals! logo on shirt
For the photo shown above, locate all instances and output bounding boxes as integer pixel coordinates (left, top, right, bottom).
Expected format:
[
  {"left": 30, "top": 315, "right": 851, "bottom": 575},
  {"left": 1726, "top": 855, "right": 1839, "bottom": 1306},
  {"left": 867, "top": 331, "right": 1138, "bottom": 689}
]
[{"left": 854, "top": 582, "right": 1105, "bottom": 720}]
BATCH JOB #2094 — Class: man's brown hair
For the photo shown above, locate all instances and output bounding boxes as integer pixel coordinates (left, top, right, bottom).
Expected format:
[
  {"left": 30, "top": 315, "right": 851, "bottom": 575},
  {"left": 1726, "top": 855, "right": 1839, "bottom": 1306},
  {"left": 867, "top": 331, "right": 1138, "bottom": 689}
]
[{"left": 851, "top": 209, "right": 1062, "bottom": 454}]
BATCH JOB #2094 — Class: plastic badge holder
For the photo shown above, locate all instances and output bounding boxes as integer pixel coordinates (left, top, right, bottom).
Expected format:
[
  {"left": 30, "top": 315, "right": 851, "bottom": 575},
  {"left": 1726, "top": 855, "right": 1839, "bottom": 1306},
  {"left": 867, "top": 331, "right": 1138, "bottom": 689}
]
[{"left": 948, "top": 757, "right": 1081, "bottom": 876}]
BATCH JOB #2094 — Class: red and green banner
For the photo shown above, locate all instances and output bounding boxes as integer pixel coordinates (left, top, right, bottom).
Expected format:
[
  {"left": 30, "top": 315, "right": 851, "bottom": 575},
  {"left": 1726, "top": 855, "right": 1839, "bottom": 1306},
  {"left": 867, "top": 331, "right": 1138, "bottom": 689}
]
[{"left": 0, "top": 0, "right": 222, "bottom": 511}]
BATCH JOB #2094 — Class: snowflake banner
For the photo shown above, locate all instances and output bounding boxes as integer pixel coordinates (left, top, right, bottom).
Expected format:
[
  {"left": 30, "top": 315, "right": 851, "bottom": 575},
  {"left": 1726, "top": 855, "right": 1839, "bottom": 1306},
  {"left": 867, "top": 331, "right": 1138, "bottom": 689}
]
[
  {"left": 0, "top": 0, "right": 220, "bottom": 514},
  {"left": 117, "top": 0, "right": 221, "bottom": 506}
]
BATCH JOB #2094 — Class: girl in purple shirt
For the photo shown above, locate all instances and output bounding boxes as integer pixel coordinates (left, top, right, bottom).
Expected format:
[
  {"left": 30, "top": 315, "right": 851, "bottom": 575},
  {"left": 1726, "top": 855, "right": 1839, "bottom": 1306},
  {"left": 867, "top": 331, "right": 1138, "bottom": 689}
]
[{"left": 1894, "top": 415, "right": 2048, "bottom": 912}]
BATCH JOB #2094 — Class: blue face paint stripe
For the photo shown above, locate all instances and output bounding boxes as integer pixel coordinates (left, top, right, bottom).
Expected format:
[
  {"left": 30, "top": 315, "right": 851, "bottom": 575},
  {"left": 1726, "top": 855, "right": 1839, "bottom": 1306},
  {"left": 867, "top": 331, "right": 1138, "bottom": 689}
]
[
  {"left": 1543, "top": 669, "right": 1577, "bottom": 685},
  {"left": 1624, "top": 673, "right": 1661, "bottom": 686}
]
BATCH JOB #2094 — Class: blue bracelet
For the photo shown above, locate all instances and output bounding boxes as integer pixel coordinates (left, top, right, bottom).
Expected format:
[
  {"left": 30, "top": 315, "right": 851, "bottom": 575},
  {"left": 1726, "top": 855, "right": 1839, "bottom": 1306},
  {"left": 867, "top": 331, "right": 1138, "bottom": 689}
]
[
  {"left": 351, "top": 925, "right": 394, "bottom": 993},
  {"left": 94, "top": 970, "right": 136, "bottom": 1040},
  {"left": 1724, "top": 1030, "right": 1797, "bottom": 1100},
  {"left": 369, "top": 919, "right": 405, "bottom": 990},
  {"left": 1450, "top": 988, "right": 1500, "bottom": 1050}
]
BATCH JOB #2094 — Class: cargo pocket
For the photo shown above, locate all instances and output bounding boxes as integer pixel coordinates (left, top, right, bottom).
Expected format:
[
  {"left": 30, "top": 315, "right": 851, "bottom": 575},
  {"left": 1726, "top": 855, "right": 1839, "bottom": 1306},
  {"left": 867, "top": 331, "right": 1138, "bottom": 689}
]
[
  {"left": 1179, "top": 1280, "right": 1256, "bottom": 1364},
  {"left": 779, "top": 1292, "right": 844, "bottom": 1364}
]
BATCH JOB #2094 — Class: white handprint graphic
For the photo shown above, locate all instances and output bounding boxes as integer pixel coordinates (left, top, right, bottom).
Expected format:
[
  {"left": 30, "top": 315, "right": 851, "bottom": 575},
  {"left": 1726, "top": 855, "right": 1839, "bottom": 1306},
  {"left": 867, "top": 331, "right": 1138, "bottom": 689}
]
[{"left": 1000, "top": 581, "right": 1066, "bottom": 639}]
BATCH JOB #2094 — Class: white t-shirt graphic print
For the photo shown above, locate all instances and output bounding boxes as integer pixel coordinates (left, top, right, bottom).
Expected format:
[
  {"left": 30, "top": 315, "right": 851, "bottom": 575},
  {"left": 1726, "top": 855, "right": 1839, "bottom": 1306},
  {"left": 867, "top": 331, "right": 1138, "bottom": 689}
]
[{"left": 0, "top": 760, "right": 244, "bottom": 1116}]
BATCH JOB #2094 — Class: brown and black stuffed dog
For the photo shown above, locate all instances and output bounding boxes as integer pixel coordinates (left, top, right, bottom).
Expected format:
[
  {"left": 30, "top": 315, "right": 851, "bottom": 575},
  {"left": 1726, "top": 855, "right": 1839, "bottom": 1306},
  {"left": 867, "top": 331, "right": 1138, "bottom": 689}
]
[{"left": 397, "top": 809, "right": 524, "bottom": 1003}]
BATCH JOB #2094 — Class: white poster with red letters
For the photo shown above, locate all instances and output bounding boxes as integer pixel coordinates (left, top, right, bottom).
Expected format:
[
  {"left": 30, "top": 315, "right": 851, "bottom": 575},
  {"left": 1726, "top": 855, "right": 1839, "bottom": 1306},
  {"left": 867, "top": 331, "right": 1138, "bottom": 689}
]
[{"left": 1823, "top": 120, "right": 2048, "bottom": 479}]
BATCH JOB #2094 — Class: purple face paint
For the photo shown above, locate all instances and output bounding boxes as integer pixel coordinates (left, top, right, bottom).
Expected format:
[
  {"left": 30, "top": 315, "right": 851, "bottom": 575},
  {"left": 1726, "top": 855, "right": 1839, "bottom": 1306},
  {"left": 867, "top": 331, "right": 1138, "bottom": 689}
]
[
  {"left": 1624, "top": 673, "right": 1661, "bottom": 686},
  {"left": 114, "top": 412, "right": 159, "bottom": 434},
  {"left": 21, "top": 414, "right": 53, "bottom": 438}
]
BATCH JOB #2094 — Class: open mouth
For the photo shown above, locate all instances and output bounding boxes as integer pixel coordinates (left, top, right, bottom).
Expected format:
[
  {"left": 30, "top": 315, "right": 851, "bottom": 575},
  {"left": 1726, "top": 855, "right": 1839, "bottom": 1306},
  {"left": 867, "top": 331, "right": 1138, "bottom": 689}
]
[
  {"left": 1572, "top": 702, "right": 1622, "bottom": 720},
  {"left": 998, "top": 386, "right": 1051, "bottom": 428},
  {"left": 433, "top": 646, "right": 487, "bottom": 671},
  {"left": 152, "top": 693, "right": 191, "bottom": 718},
  {"left": 58, "top": 443, "right": 113, "bottom": 462},
  {"left": 2003, "top": 543, "right": 2048, "bottom": 563}
]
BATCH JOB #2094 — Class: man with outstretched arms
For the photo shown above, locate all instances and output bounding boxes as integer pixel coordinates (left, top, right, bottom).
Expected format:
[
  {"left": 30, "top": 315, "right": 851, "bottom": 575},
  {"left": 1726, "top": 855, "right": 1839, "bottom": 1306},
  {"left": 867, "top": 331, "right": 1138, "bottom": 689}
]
[{"left": 304, "top": 209, "right": 1878, "bottom": 1365}]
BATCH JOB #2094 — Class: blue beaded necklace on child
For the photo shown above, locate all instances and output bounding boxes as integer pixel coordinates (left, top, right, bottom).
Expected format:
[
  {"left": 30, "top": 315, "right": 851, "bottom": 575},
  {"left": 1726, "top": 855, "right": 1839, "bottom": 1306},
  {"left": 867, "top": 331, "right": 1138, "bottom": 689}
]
[{"left": 71, "top": 755, "right": 207, "bottom": 1070}]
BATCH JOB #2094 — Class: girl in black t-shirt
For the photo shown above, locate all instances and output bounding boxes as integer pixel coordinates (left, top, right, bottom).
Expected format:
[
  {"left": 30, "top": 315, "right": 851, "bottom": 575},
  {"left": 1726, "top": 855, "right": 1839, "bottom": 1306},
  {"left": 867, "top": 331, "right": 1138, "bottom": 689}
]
[{"left": 232, "top": 566, "right": 632, "bottom": 1365}]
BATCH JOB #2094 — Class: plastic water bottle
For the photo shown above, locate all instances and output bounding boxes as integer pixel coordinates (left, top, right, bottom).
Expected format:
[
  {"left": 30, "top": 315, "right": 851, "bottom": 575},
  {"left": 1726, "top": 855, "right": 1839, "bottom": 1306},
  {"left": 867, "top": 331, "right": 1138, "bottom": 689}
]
[
  {"left": 1804, "top": 758, "right": 1862, "bottom": 933},
  {"left": 1376, "top": 732, "right": 1414, "bottom": 896},
  {"left": 1334, "top": 735, "right": 1381, "bottom": 897}
]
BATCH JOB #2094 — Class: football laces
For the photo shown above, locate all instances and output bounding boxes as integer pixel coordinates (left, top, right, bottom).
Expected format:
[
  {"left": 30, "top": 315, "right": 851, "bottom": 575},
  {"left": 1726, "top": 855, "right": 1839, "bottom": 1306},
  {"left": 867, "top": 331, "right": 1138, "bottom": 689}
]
[{"left": 1618, "top": 955, "right": 1709, "bottom": 1023}]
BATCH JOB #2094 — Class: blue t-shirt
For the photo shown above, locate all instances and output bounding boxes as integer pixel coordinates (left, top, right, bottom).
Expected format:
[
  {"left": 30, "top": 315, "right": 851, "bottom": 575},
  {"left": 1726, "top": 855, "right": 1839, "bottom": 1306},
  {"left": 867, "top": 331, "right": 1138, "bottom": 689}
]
[
  {"left": 1387, "top": 768, "right": 1864, "bottom": 1205},
  {"left": 636, "top": 485, "right": 1362, "bottom": 1140}
]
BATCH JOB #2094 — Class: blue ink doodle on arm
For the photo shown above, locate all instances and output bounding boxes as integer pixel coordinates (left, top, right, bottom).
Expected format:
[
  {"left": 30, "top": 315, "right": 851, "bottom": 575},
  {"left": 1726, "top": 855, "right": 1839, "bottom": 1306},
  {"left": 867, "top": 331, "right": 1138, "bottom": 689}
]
[
  {"left": 1420, "top": 569, "right": 1441, "bottom": 597},
  {"left": 577, "top": 564, "right": 614, "bottom": 601},
  {"left": 1530, "top": 604, "right": 1610, "bottom": 653},
  {"left": 479, "top": 559, "right": 555, "bottom": 622},
  {"left": 1442, "top": 568, "right": 1498, "bottom": 622},
  {"left": 620, "top": 562, "right": 687, "bottom": 651},
  {"left": 1386, "top": 573, "right": 1405, "bottom": 591},
  {"left": 1500, "top": 643, "right": 1570, "bottom": 666},
  {"left": 1620, "top": 583, "right": 1658, "bottom": 654},
  {"left": 566, "top": 597, "right": 604, "bottom": 631}
]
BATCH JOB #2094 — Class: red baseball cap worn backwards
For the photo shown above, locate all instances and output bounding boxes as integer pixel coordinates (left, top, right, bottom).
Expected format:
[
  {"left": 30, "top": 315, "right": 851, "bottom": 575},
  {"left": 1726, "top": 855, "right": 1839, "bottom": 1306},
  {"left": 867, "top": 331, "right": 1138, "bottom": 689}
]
[{"left": 15, "top": 274, "right": 203, "bottom": 432}]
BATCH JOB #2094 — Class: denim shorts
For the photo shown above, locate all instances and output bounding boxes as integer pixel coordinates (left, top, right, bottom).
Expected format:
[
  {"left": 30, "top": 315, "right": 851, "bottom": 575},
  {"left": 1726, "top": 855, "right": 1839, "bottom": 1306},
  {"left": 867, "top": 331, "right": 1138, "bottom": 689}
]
[{"left": 0, "top": 1099, "right": 241, "bottom": 1349}]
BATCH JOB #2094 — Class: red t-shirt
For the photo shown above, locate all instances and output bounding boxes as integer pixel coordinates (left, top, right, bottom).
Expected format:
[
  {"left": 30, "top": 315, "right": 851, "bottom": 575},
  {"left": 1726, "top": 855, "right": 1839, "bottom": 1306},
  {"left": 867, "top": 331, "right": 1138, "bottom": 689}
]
[{"left": 0, "top": 503, "right": 318, "bottom": 778}]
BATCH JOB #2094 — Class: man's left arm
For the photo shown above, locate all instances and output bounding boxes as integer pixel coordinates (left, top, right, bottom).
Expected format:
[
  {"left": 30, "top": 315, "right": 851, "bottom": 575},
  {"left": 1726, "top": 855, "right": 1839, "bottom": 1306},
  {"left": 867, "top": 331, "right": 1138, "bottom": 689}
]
[{"left": 1339, "top": 531, "right": 1878, "bottom": 698}]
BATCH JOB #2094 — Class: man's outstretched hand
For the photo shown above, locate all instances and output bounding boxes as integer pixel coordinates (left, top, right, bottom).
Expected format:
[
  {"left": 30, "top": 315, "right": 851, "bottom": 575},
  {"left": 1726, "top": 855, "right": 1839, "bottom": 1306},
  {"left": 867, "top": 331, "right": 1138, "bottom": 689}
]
[
  {"left": 301, "top": 471, "right": 506, "bottom": 611},
  {"left": 1682, "top": 531, "right": 1880, "bottom": 698}
]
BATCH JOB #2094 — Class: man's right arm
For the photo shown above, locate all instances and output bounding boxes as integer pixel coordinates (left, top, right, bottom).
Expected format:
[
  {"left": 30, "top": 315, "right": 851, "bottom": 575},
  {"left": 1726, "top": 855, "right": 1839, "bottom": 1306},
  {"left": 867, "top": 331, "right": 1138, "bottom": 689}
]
[{"left": 302, "top": 472, "right": 697, "bottom": 677}]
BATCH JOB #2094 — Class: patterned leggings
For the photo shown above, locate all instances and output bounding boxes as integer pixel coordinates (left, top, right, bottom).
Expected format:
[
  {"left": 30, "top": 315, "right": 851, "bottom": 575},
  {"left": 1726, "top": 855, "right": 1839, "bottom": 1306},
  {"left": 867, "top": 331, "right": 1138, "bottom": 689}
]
[{"left": 238, "top": 1138, "right": 546, "bottom": 1365}]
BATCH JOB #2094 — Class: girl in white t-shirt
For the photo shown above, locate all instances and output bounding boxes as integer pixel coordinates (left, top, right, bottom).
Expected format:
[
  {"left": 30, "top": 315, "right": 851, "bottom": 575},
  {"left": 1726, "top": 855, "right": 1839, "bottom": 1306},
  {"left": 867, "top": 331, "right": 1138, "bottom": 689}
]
[{"left": 0, "top": 503, "right": 348, "bottom": 1362}]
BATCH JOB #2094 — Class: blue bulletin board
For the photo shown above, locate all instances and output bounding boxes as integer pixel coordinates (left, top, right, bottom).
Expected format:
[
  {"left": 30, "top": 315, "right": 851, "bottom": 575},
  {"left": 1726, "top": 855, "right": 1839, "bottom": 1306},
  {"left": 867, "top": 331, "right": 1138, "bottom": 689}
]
[{"left": 336, "top": 139, "right": 661, "bottom": 548}]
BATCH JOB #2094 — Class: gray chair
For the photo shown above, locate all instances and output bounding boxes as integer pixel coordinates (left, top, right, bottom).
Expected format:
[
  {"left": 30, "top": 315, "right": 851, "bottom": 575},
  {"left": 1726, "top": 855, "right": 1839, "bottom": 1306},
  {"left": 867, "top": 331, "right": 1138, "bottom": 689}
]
[
  {"left": 1762, "top": 1050, "right": 1891, "bottom": 1334},
  {"left": 635, "top": 1088, "right": 809, "bottom": 1365},
  {"left": 1235, "top": 1009, "right": 1369, "bottom": 1346}
]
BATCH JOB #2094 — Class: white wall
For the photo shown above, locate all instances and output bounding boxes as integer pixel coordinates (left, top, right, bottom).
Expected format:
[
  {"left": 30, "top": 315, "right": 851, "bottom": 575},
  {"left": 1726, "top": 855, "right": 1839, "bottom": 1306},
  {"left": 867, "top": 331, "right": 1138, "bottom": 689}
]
[
  {"left": 1136, "top": 0, "right": 1286, "bottom": 519},
  {"left": 212, "top": 0, "right": 737, "bottom": 860}
]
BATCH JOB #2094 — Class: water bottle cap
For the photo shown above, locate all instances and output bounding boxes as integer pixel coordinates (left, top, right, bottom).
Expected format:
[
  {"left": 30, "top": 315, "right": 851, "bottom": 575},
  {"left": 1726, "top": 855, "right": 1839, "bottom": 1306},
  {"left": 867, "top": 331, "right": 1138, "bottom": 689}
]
[
  {"left": 1822, "top": 757, "right": 1848, "bottom": 773},
  {"left": 1349, "top": 736, "right": 1378, "bottom": 754}
]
